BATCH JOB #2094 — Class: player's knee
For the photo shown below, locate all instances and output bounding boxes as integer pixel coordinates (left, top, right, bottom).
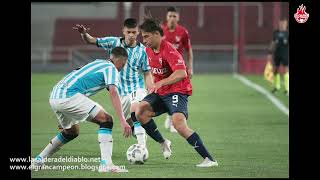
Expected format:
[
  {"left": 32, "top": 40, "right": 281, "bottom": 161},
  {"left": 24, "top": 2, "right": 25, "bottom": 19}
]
[
  {"left": 136, "top": 111, "right": 151, "bottom": 124},
  {"left": 135, "top": 103, "right": 150, "bottom": 123},
  {"left": 135, "top": 110, "right": 145, "bottom": 123},
  {"left": 130, "top": 103, "right": 139, "bottom": 113},
  {"left": 96, "top": 112, "right": 113, "bottom": 123},
  {"left": 63, "top": 129, "right": 79, "bottom": 140},
  {"left": 172, "top": 114, "right": 188, "bottom": 131},
  {"left": 99, "top": 120, "right": 113, "bottom": 129},
  {"left": 173, "top": 121, "right": 186, "bottom": 132}
]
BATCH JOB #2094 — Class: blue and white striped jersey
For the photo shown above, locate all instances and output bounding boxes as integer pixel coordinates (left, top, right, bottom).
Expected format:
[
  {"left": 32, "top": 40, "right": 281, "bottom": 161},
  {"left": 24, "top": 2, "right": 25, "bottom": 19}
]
[
  {"left": 96, "top": 37, "right": 150, "bottom": 96},
  {"left": 50, "top": 59, "right": 119, "bottom": 99}
]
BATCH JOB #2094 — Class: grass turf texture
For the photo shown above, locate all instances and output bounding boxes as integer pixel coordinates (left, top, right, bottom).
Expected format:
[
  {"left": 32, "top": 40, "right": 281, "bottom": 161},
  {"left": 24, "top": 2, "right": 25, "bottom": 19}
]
[{"left": 31, "top": 73, "right": 288, "bottom": 178}]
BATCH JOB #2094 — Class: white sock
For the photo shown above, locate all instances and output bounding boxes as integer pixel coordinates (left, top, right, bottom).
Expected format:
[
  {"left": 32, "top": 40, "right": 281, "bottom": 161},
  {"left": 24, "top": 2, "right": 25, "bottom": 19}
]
[
  {"left": 169, "top": 116, "right": 173, "bottom": 127},
  {"left": 98, "top": 129, "right": 113, "bottom": 166},
  {"left": 134, "top": 125, "right": 146, "bottom": 146},
  {"left": 38, "top": 133, "right": 65, "bottom": 160}
]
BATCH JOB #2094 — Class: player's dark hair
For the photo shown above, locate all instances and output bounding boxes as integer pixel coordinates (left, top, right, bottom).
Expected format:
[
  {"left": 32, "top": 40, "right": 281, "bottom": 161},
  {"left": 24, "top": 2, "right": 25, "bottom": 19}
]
[
  {"left": 123, "top": 18, "right": 138, "bottom": 28},
  {"left": 111, "top": 47, "right": 128, "bottom": 59},
  {"left": 167, "top": 6, "right": 180, "bottom": 13},
  {"left": 139, "top": 17, "right": 164, "bottom": 36}
]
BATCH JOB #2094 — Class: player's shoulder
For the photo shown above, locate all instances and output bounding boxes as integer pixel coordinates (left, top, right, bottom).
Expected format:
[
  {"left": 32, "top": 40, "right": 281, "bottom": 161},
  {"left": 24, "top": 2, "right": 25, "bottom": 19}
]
[
  {"left": 145, "top": 47, "right": 153, "bottom": 56},
  {"left": 177, "top": 24, "right": 189, "bottom": 33},
  {"left": 137, "top": 42, "right": 147, "bottom": 50},
  {"left": 162, "top": 40, "right": 179, "bottom": 55},
  {"left": 99, "top": 36, "right": 120, "bottom": 40}
]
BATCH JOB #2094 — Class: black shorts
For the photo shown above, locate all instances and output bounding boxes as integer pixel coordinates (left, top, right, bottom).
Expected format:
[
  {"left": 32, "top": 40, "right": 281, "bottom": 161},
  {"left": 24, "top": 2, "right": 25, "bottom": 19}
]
[
  {"left": 273, "top": 54, "right": 289, "bottom": 67},
  {"left": 142, "top": 93, "right": 189, "bottom": 119}
]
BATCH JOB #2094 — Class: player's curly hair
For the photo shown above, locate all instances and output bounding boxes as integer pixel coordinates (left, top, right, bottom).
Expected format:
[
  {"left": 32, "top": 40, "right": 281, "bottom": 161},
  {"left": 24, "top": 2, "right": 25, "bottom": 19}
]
[{"left": 139, "top": 16, "right": 164, "bottom": 36}]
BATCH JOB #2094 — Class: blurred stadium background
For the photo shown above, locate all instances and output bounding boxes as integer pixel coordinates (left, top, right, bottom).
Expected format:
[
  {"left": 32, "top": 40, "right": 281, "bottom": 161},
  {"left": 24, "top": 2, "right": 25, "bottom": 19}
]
[
  {"left": 31, "top": 2, "right": 288, "bottom": 74},
  {"left": 31, "top": 2, "right": 289, "bottom": 178}
]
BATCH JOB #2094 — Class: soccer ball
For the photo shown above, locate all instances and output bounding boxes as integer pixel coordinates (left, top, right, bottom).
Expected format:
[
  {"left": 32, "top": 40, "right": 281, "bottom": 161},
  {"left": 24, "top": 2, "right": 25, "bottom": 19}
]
[{"left": 126, "top": 144, "right": 149, "bottom": 164}]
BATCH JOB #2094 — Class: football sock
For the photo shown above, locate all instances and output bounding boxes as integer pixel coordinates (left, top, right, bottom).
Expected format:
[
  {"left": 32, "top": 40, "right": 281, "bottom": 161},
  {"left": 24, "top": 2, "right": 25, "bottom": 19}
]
[
  {"left": 98, "top": 121, "right": 113, "bottom": 166},
  {"left": 131, "top": 125, "right": 135, "bottom": 134},
  {"left": 37, "top": 131, "right": 77, "bottom": 160},
  {"left": 284, "top": 72, "right": 289, "bottom": 92},
  {"left": 98, "top": 128, "right": 113, "bottom": 166},
  {"left": 141, "top": 119, "right": 165, "bottom": 143},
  {"left": 274, "top": 73, "right": 281, "bottom": 90},
  {"left": 131, "top": 112, "right": 164, "bottom": 145},
  {"left": 187, "top": 132, "right": 215, "bottom": 161},
  {"left": 133, "top": 121, "right": 147, "bottom": 146},
  {"left": 131, "top": 112, "right": 165, "bottom": 143}
]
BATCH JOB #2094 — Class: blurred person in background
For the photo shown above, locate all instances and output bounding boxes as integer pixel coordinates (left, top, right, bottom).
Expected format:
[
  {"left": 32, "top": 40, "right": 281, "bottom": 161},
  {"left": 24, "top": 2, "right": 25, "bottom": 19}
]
[
  {"left": 161, "top": 6, "right": 194, "bottom": 132},
  {"left": 267, "top": 18, "right": 289, "bottom": 96}
]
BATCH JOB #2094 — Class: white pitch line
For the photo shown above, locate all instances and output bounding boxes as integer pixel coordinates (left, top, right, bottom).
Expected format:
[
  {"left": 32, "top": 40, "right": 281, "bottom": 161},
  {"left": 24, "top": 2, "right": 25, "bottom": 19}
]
[{"left": 233, "top": 74, "right": 289, "bottom": 116}]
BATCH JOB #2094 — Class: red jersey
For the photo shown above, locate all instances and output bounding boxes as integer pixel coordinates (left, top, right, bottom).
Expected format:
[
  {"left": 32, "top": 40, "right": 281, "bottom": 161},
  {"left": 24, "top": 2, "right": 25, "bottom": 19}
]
[
  {"left": 146, "top": 40, "right": 192, "bottom": 96},
  {"left": 162, "top": 23, "right": 192, "bottom": 55}
]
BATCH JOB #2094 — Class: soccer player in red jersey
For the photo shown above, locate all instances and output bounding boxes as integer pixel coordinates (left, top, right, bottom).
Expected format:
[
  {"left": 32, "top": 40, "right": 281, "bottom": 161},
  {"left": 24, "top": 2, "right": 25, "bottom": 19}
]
[
  {"left": 130, "top": 17, "right": 218, "bottom": 167},
  {"left": 161, "top": 6, "right": 194, "bottom": 132}
]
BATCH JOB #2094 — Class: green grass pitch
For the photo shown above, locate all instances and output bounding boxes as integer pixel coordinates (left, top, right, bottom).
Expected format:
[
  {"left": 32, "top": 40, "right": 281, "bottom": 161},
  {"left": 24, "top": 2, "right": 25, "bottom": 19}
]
[{"left": 31, "top": 73, "right": 288, "bottom": 178}]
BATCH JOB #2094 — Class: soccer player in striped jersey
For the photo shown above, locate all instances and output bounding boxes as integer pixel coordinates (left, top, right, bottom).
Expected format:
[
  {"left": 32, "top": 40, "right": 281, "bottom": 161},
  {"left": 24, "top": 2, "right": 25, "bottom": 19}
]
[
  {"left": 162, "top": 7, "right": 194, "bottom": 133},
  {"left": 33, "top": 47, "right": 131, "bottom": 173},
  {"left": 73, "top": 18, "right": 159, "bottom": 150}
]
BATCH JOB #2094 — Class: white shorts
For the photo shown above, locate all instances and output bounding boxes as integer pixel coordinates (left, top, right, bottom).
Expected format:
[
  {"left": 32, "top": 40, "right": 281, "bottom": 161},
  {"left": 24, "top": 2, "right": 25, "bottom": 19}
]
[
  {"left": 120, "top": 88, "right": 148, "bottom": 120},
  {"left": 49, "top": 93, "right": 105, "bottom": 129}
]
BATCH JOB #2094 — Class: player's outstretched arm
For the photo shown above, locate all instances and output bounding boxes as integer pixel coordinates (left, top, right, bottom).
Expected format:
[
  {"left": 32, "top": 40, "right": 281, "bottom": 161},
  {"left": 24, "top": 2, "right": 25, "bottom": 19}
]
[
  {"left": 73, "top": 24, "right": 97, "bottom": 44},
  {"left": 108, "top": 85, "right": 132, "bottom": 137}
]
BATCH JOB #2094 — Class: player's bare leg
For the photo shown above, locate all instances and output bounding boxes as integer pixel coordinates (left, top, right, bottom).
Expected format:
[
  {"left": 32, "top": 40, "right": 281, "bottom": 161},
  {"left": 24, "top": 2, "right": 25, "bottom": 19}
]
[
  {"left": 134, "top": 101, "right": 172, "bottom": 159},
  {"left": 33, "top": 124, "right": 80, "bottom": 168},
  {"left": 171, "top": 113, "right": 218, "bottom": 167},
  {"left": 90, "top": 109, "right": 128, "bottom": 173}
]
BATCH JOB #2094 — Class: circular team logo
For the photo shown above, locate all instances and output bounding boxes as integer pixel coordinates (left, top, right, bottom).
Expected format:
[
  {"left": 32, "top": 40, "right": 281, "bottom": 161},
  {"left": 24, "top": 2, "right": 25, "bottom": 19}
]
[{"left": 294, "top": 4, "right": 309, "bottom": 23}]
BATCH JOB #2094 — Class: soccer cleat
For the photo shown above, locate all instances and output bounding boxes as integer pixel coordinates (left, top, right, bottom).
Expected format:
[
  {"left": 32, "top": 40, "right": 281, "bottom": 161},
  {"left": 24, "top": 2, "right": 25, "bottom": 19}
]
[
  {"left": 160, "top": 139, "right": 172, "bottom": 159},
  {"left": 164, "top": 115, "right": 171, "bottom": 129},
  {"left": 31, "top": 156, "right": 45, "bottom": 170},
  {"left": 196, "top": 157, "right": 218, "bottom": 168},
  {"left": 98, "top": 164, "right": 128, "bottom": 173}
]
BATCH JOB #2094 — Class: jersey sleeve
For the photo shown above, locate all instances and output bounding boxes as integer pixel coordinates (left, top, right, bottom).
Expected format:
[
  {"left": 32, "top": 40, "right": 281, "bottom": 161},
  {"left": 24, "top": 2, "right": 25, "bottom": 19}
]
[
  {"left": 96, "top": 36, "right": 119, "bottom": 51},
  {"left": 182, "top": 29, "right": 192, "bottom": 51},
  {"left": 104, "top": 66, "right": 119, "bottom": 88},
  {"left": 140, "top": 49, "right": 151, "bottom": 72},
  {"left": 165, "top": 48, "right": 186, "bottom": 71}
]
